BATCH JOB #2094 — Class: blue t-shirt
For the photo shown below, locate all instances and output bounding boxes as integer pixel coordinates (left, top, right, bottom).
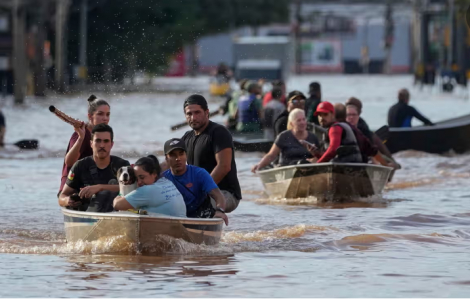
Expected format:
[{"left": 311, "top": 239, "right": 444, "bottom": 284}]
[
  {"left": 163, "top": 165, "right": 218, "bottom": 214},
  {"left": 125, "top": 177, "right": 187, "bottom": 218}
]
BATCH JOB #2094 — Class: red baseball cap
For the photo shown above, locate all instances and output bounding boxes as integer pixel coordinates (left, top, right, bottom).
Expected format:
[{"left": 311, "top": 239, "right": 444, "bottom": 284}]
[{"left": 314, "top": 101, "right": 335, "bottom": 116}]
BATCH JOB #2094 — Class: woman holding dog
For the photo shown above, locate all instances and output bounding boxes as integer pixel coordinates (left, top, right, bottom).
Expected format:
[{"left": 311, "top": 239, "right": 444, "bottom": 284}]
[
  {"left": 113, "top": 156, "right": 187, "bottom": 217},
  {"left": 58, "top": 95, "right": 111, "bottom": 194}
]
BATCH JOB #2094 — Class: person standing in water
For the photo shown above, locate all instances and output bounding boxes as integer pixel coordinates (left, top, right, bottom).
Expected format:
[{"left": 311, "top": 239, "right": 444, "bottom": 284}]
[{"left": 58, "top": 95, "right": 111, "bottom": 195}]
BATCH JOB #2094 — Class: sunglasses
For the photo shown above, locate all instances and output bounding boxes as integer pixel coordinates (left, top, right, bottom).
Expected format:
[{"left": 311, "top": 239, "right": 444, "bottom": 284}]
[{"left": 291, "top": 99, "right": 305, "bottom": 104}]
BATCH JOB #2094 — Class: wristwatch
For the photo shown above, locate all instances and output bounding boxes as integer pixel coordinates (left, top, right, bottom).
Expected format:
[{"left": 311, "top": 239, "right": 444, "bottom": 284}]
[{"left": 216, "top": 207, "right": 226, "bottom": 214}]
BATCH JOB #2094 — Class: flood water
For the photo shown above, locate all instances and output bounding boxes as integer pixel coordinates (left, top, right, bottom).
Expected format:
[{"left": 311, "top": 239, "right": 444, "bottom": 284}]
[{"left": 1, "top": 75, "right": 470, "bottom": 297}]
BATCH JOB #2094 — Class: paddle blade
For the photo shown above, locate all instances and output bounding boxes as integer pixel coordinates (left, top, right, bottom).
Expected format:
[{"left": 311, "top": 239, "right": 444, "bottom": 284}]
[
  {"left": 374, "top": 125, "right": 389, "bottom": 141},
  {"left": 14, "top": 139, "right": 39, "bottom": 150}
]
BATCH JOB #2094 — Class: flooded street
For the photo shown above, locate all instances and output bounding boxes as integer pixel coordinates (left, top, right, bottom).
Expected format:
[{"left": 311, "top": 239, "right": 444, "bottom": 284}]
[{"left": 1, "top": 75, "right": 470, "bottom": 297}]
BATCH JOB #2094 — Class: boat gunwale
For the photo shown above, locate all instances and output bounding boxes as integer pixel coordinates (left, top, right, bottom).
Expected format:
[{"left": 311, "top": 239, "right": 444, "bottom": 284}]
[
  {"left": 61, "top": 208, "right": 224, "bottom": 225},
  {"left": 389, "top": 114, "right": 470, "bottom": 133},
  {"left": 256, "top": 162, "right": 393, "bottom": 175}
]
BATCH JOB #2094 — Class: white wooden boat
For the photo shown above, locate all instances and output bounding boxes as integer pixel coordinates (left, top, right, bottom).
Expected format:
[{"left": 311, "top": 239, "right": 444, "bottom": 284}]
[
  {"left": 257, "top": 163, "right": 392, "bottom": 201},
  {"left": 62, "top": 208, "right": 224, "bottom": 246}
]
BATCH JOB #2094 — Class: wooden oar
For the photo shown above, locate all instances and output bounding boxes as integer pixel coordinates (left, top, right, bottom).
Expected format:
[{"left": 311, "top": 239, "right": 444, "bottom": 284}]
[
  {"left": 49, "top": 105, "right": 84, "bottom": 128},
  {"left": 6, "top": 139, "right": 39, "bottom": 149},
  {"left": 170, "top": 110, "right": 220, "bottom": 131}
]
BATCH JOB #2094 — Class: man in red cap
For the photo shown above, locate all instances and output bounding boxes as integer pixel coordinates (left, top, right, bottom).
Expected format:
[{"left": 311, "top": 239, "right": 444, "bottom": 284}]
[{"left": 314, "top": 101, "right": 362, "bottom": 163}]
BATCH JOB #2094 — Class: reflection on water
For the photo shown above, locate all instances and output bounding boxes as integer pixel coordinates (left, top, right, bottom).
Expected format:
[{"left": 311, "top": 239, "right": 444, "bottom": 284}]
[{"left": 1, "top": 76, "right": 470, "bottom": 296}]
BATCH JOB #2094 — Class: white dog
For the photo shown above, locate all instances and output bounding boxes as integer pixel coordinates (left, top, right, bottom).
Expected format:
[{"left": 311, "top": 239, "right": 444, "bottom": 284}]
[{"left": 116, "top": 166, "right": 137, "bottom": 196}]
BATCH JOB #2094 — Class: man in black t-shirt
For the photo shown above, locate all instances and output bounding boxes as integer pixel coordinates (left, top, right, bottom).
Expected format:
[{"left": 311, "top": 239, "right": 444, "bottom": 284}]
[
  {"left": 181, "top": 94, "right": 241, "bottom": 213},
  {"left": 58, "top": 124, "right": 130, "bottom": 212}
]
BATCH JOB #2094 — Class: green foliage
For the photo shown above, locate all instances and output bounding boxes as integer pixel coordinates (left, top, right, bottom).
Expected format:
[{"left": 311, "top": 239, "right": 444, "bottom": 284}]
[{"left": 68, "top": 0, "right": 289, "bottom": 76}]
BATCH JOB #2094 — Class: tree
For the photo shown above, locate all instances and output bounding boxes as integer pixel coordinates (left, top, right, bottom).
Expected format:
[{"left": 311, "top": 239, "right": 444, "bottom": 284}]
[{"left": 67, "top": 0, "right": 289, "bottom": 81}]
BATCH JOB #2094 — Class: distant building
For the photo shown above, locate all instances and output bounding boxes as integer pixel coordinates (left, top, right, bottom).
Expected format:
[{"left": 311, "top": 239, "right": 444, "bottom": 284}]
[{"left": 189, "top": 3, "right": 412, "bottom": 75}]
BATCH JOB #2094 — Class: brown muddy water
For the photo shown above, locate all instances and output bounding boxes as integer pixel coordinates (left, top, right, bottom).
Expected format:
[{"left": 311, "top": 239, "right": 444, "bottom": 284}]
[{"left": 1, "top": 75, "right": 470, "bottom": 297}]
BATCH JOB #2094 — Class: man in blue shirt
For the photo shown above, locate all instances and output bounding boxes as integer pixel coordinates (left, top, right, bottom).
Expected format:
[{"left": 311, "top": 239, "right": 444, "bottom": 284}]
[{"left": 162, "top": 138, "right": 228, "bottom": 225}]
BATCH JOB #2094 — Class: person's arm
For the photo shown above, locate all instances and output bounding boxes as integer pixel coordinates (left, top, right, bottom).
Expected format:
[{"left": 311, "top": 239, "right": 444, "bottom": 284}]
[
  {"left": 209, "top": 188, "right": 226, "bottom": 210},
  {"left": 64, "top": 125, "right": 86, "bottom": 167},
  {"left": 372, "top": 133, "right": 393, "bottom": 160},
  {"left": 113, "top": 196, "right": 135, "bottom": 210},
  {"left": 411, "top": 107, "right": 434, "bottom": 126},
  {"left": 211, "top": 148, "right": 232, "bottom": 184},
  {"left": 59, "top": 161, "right": 84, "bottom": 206},
  {"left": 115, "top": 187, "right": 148, "bottom": 211},
  {"left": 317, "top": 126, "right": 343, "bottom": 163},
  {"left": 208, "top": 188, "right": 229, "bottom": 225},
  {"left": 210, "top": 127, "right": 236, "bottom": 184},
  {"left": 251, "top": 144, "right": 281, "bottom": 172},
  {"left": 372, "top": 153, "right": 391, "bottom": 166},
  {"left": 78, "top": 184, "right": 119, "bottom": 199},
  {"left": 58, "top": 184, "right": 81, "bottom": 207}
]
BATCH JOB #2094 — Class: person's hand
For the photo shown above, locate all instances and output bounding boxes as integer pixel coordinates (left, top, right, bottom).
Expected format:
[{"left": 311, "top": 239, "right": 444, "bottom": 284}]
[
  {"left": 306, "top": 157, "right": 317, "bottom": 163},
  {"left": 251, "top": 164, "right": 260, "bottom": 173},
  {"left": 79, "top": 185, "right": 102, "bottom": 198},
  {"left": 66, "top": 196, "right": 82, "bottom": 207},
  {"left": 74, "top": 122, "right": 86, "bottom": 140},
  {"left": 215, "top": 211, "right": 229, "bottom": 225},
  {"left": 303, "top": 142, "right": 320, "bottom": 156}
]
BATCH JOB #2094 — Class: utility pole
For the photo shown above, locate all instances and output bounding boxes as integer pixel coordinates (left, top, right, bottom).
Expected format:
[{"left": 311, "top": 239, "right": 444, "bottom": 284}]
[
  {"left": 383, "top": 2, "right": 394, "bottom": 74},
  {"left": 34, "top": 0, "right": 48, "bottom": 97},
  {"left": 447, "top": 0, "right": 454, "bottom": 68},
  {"left": 12, "top": 0, "right": 27, "bottom": 104},
  {"left": 293, "top": 0, "right": 302, "bottom": 74},
  {"left": 79, "top": 0, "right": 87, "bottom": 84},
  {"left": 55, "top": 0, "right": 70, "bottom": 92}
]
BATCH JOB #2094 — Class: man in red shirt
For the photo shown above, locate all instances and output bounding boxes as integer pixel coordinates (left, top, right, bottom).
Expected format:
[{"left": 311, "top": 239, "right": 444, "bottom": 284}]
[{"left": 315, "top": 102, "right": 362, "bottom": 163}]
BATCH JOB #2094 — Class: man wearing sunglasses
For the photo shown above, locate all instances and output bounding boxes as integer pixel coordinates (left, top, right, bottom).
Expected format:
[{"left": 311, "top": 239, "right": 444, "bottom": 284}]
[{"left": 273, "top": 90, "right": 306, "bottom": 137}]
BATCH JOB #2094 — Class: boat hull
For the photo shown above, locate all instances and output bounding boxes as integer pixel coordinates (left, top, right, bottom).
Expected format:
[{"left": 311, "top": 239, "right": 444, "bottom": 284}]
[
  {"left": 257, "top": 163, "right": 392, "bottom": 201},
  {"left": 386, "top": 114, "right": 470, "bottom": 154},
  {"left": 62, "top": 209, "right": 224, "bottom": 246}
]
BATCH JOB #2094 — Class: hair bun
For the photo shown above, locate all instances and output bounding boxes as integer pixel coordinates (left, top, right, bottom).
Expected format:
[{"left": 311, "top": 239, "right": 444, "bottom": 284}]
[
  {"left": 87, "top": 95, "right": 97, "bottom": 103},
  {"left": 146, "top": 155, "right": 158, "bottom": 166}
]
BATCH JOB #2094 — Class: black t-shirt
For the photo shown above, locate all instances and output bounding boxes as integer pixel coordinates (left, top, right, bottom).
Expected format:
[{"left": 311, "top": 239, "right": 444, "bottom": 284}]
[
  {"left": 182, "top": 121, "right": 241, "bottom": 200},
  {"left": 274, "top": 110, "right": 289, "bottom": 137},
  {"left": 274, "top": 130, "right": 320, "bottom": 166},
  {"left": 66, "top": 155, "right": 130, "bottom": 191}
]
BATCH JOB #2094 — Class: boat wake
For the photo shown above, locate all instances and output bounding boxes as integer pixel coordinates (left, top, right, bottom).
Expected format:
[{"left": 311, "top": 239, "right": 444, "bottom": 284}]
[
  {"left": 326, "top": 232, "right": 462, "bottom": 251},
  {"left": 0, "top": 224, "right": 468, "bottom": 255},
  {"left": 222, "top": 224, "right": 338, "bottom": 244},
  {"left": 386, "top": 178, "right": 442, "bottom": 190}
]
